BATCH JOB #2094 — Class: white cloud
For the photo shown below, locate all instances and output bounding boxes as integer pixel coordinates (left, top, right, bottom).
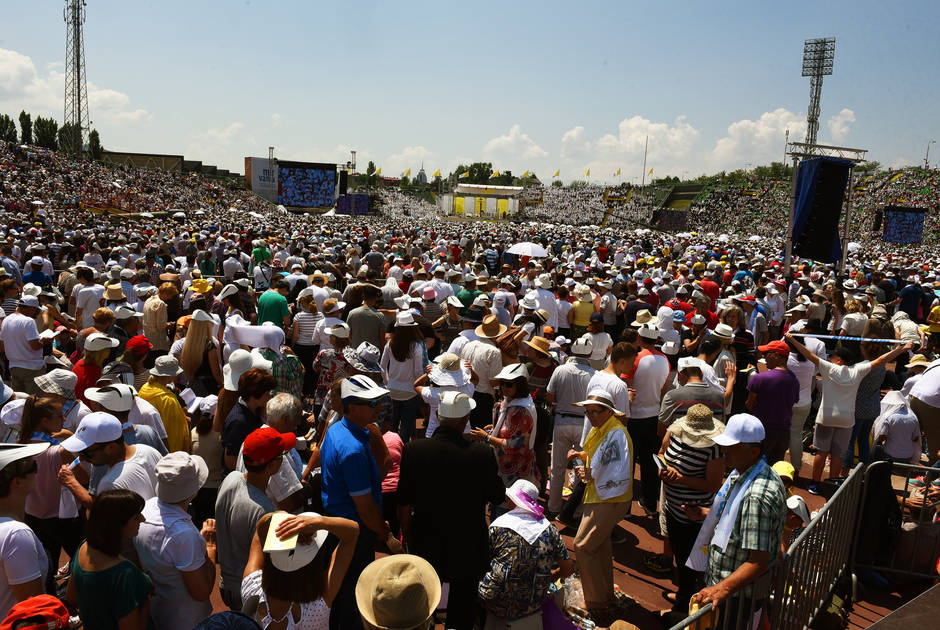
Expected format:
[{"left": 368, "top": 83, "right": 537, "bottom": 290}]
[
  {"left": 826, "top": 108, "right": 855, "bottom": 142},
  {"left": 0, "top": 47, "right": 150, "bottom": 127},
  {"left": 271, "top": 113, "right": 282, "bottom": 127},
  {"left": 708, "top": 108, "right": 805, "bottom": 170},
  {"left": 384, "top": 145, "right": 437, "bottom": 176},
  {"left": 560, "top": 125, "right": 591, "bottom": 159},
  {"left": 483, "top": 124, "right": 548, "bottom": 162},
  {"left": 187, "top": 122, "right": 255, "bottom": 170}
]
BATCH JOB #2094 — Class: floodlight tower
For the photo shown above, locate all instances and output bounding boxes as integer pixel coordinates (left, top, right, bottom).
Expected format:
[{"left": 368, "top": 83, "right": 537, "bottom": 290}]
[
  {"left": 63, "top": 0, "right": 91, "bottom": 157},
  {"left": 801, "top": 37, "right": 835, "bottom": 148}
]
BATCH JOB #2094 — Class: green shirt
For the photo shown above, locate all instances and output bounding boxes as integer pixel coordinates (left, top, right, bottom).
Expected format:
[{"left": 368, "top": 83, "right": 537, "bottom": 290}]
[
  {"left": 257, "top": 290, "right": 289, "bottom": 327},
  {"left": 457, "top": 288, "right": 482, "bottom": 309},
  {"left": 251, "top": 246, "right": 272, "bottom": 265},
  {"left": 71, "top": 556, "right": 152, "bottom": 630}
]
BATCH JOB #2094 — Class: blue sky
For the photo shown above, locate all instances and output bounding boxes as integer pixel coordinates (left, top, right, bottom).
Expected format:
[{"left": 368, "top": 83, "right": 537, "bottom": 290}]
[{"left": 2, "top": 1, "right": 938, "bottom": 182}]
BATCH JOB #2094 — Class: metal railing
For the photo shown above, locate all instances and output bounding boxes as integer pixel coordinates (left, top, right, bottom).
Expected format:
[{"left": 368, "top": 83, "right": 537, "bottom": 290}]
[
  {"left": 852, "top": 460, "right": 940, "bottom": 582},
  {"left": 668, "top": 465, "right": 866, "bottom": 630}
]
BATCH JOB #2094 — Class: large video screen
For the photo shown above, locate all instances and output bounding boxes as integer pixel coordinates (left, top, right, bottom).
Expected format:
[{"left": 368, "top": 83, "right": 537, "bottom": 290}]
[
  {"left": 882, "top": 206, "right": 926, "bottom": 244},
  {"left": 277, "top": 161, "right": 336, "bottom": 207}
]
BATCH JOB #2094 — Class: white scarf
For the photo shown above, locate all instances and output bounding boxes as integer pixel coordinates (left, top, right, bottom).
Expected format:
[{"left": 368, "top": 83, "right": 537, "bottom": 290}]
[
  {"left": 492, "top": 395, "right": 538, "bottom": 450},
  {"left": 686, "top": 458, "right": 768, "bottom": 572},
  {"left": 490, "top": 507, "right": 551, "bottom": 545}
]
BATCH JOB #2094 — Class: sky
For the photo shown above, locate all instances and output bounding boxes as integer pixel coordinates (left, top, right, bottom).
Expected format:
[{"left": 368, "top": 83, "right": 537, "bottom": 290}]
[{"left": 2, "top": 1, "right": 939, "bottom": 183}]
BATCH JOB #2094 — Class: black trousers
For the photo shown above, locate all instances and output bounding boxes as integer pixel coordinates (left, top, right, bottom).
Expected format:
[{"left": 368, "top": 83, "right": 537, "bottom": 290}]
[
  {"left": 329, "top": 526, "right": 376, "bottom": 630},
  {"left": 445, "top": 573, "right": 485, "bottom": 630},
  {"left": 294, "top": 343, "right": 319, "bottom": 397},
  {"left": 470, "top": 391, "right": 495, "bottom": 429},
  {"left": 189, "top": 486, "right": 217, "bottom": 531},
  {"left": 665, "top": 510, "right": 704, "bottom": 613},
  {"left": 629, "top": 416, "right": 661, "bottom": 510}
]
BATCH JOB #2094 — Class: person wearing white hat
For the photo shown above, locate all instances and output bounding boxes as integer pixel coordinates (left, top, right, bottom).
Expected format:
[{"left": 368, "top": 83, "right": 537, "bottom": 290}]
[
  {"left": 397, "top": 391, "right": 505, "bottom": 629},
  {"left": 379, "top": 312, "right": 425, "bottom": 442},
  {"left": 567, "top": 389, "right": 633, "bottom": 625},
  {"left": 413, "top": 353, "right": 475, "bottom": 439},
  {"left": 134, "top": 451, "right": 215, "bottom": 629},
  {"left": 0, "top": 442, "right": 53, "bottom": 619},
  {"left": 543, "top": 334, "right": 595, "bottom": 516},
  {"left": 690, "top": 413, "right": 786, "bottom": 614},
  {"left": 138, "top": 356, "right": 190, "bottom": 454},
  {"left": 0, "top": 296, "right": 52, "bottom": 396},
  {"left": 84, "top": 382, "right": 167, "bottom": 455}
]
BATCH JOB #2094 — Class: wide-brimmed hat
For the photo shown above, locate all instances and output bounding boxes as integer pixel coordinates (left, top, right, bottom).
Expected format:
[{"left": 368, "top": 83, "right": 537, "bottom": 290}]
[
  {"left": 437, "top": 391, "right": 476, "bottom": 420},
  {"left": 669, "top": 404, "right": 725, "bottom": 448},
  {"left": 343, "top": 342, "right": 382, "bottom": 374},
  {"left": 324, "top": 322, "right": 350, "bottom": 339},
  {"left": 265, "top": 511, "right": 330, "bottom": 572},
  {"left": 150, "top": 355, "right": 183, "bottom": 377},
  {"left": 573, "top": 389, "right": 625, "bottom": 417},
  {"left": 524, "top": 336, "right": 552, "bottom": 358},
  {"left": 191, "top": 278, "right": 211, "bottom": 294},
  {"left": 908, "top": 354, "right": 930, "bottom": 369},
  {"left": 534, "top": 273, "right": 553, "bottom": 289},
  {"left": 356, "top": 555, "right": 441, "bottom": 630},
  {"left": 712, "top": 323, "right": 734, "bottom": 340},
  {"left": 475, "top": 314, "right": 507, "bottom": 339},
  {"left": 0, "top": 442, "right": 50, "bottom": 474},
  {"left": 494, "top": 362, "right": 528, "bottom": 382},
  {"left": 505, "top": 478, "right": 544, "bottom": 518},
  {"left": 85, "top": 333, "right": 119, "bottom": 352},
  {"left": 222, "top": 349, "right": 273, "bottom": 391},
  {"left": 105, "top": 284, "right": 125, "bottom": 301},
  {"left": 576, "top": 285, "right": 593, "bottom": 302},
  {"left": 631, "top": 309, "right": 654, "bottom": 326},
  {"left": 519, "top": 293, "right": 538, "bottom": 310},
  {"left": 34, "top": 369, "right": 76, "bottom": 400},
  {"left": 395, "top": 311, "right": 417, "bottom": 327},
  {"left": 428, "top": 353, "right": 468, "bottom": 387},
  {"left": 637, "top": 324, "right": 660, "bottom": 340}
]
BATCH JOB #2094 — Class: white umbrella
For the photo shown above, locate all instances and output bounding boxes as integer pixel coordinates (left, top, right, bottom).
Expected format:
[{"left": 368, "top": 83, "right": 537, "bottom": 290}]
[
  {"left": 847, "top": 242, "right": 862, "bottom": 252},
  {"left": 249, "top": 211, "right": 265, "bottom": 219},
  {"left": 748, "top": 235, "right": 761, "bottom": 242},
  {"left": 173, "top": 211, "right": 186, "bottom": 218},
  {"left": 31, "top": 200, "right": 44, "bottom": 206},
  {"left": 507, "top": 242, "right": 548, "bottom": 257},
  {"left": 140, "top": 212, "right": 153, "bottom": 218},
  {"left": 194, "top": 210, "right": 206, "bottom": 215}
]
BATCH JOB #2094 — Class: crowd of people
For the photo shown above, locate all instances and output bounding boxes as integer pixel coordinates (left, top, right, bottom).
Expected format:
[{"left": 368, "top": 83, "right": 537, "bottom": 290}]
[{"left": 0, "top": 137, "right": 939, "bottom": 629}]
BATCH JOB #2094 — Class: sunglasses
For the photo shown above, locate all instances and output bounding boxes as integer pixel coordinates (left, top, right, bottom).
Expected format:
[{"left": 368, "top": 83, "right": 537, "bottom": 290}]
[
  {"left": 80, "top": 443, "right": 108, "bottom": 459},
  {"left": 348, "top": 398, "right": 380, "bottom": 408}
]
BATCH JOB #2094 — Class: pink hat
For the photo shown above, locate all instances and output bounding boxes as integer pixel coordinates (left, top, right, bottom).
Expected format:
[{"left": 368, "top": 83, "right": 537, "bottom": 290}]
[{"left": 422, "top": 286, "right": 436, "bottom": 300}]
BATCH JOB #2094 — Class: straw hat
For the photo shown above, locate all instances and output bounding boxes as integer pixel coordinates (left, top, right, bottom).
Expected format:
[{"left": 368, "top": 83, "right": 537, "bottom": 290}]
[
  {"left": 575, "top": 285, "right": 593, "bottom": 303},
  {"left": 475, "top": 314, "right": 507, "bottom": 339},
  {"left": 631, "top": 309, "right": 654, "bottom": 326},
  {"left": 712, "top": 323, "right": 734, "bottom": 341},
  {"left": 428, "top": 353, "right": 468, "bottom": 387},
  {"left": 908, "top": 354, "right": 930, "bottom": 369},
  {"left": 356, "top": 555, "right": 441, "bottom": 630},
  {"left": 105, "top": 284, "right": 125, "bottom": 301},
  {"left": 524, "top": 336, "right": 552, "bottom": 358},
  {"left": 669, "top": 404, "right": 725, "bottom": 449}
]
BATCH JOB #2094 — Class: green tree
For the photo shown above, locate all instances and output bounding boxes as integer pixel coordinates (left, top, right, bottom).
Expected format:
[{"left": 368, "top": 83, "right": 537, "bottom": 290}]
[
  {"left": 551, "top": 180, "right": 563, "bottom": 187},
  {"left": 492, "top": 170, "right": 514, "bottom": 186},
  {"left": 567, "top": 180, "right": 589, "bottom": 190},
  {"left": 450, "top": 162, "right": 493, "bottom": 184},
  {"left": 88, "top": 129, "right": 103, "bottom": 160},
  {"left": 400, "top": 174, "right": 411, "bottom": 189},
  {"left": 18, "top": 111, "right": 31, "bottom": 145},
  {"left": 856, "top": 160, "right": 881, "bottom": 173},
  {"left": 365, "top": 160, "right": 376, "bottom": 186},
  {"left": 34, "top": 116, "right": 58, "bottom": 150},
  {"left": 58, "top": 122, "right": 82, "bottom": 155},
  {"left": 0, "top": 114, "right": 16, "bottom": 143}
]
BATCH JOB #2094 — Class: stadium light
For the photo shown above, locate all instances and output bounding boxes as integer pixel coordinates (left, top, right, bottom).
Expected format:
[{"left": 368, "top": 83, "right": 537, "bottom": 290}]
[
  {"left": 926, "top": 139, "right": 935, "bottom": 170},
  {"left": 801, "top": 37, "right": 835, "bottom": 147}
]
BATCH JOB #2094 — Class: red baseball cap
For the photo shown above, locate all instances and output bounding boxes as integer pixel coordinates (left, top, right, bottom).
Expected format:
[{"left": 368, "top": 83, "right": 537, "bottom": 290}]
[
  {"left": 243, "top": 427, "right": 295, "bottom": 466},
  {"left": 758, "top": 340, "right": 790, "bottom": 357},
  {"left": 125, "top": 334, "right": 153, "bottom": 355},
  {"left": 0, "top": 595, "right": 70, "bottom": 630}
]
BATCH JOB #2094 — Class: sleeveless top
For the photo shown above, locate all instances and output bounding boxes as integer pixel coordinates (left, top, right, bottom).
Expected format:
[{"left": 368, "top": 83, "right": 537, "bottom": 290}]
[{"left": 242, "top": 570, "right": 330, "bottom": 630}]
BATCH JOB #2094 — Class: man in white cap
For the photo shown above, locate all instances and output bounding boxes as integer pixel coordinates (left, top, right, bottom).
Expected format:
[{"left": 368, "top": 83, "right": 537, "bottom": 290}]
[
  {"left": 134, "top": 451, "right": 215, "bottom": 629},
  {"left": 58, "top": 411, "right": 163, "bottom": 506},
  {"left": 689, "top": 413, "right": 786, "bottom": 614},
  {"left": 533, "top": 273, "right": 559, "bottom": 332},
  {"left": 544, "top": 335, "right": 595, "bottom": 517},
  {"left": 0, "top": 296, "right": 54, "bottom": 395},
  {"left": 397, "top": 392, "right": 505, "bottom": 629},
  {"left": 84, "top": 383, "right": 167, "bottom": 456},
  {"left": 321, "top": 375, "right": 402, "bottom": 630}
]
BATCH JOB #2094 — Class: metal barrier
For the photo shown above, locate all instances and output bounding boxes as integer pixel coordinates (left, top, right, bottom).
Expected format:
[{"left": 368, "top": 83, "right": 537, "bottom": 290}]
[
  {"left": 852, "top": 460, "right": 940, "bottom": 582},
  {"left": 667, "top": 464, "right": 866, "bottom": 630}
]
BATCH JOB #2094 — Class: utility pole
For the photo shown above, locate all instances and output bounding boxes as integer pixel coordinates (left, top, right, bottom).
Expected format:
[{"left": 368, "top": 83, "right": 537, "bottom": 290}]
[
  {"left": 641, "top": 135, "right": 648, "bottom": 187},
  {"left": 63, "top": 0, "right": 91, "bottom": 157}
]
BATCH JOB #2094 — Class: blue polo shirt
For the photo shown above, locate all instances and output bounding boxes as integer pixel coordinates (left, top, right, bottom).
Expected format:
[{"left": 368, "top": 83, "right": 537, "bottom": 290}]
[{"left": 320, "top": 417, "right": 381, "bottom": 521}]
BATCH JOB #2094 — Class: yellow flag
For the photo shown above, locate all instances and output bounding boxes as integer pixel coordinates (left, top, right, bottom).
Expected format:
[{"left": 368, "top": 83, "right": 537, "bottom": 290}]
[
  {"left": 492, "top": 170, "right": 500, "bottom": 178},
  {"left": 433, "top": 169, "right": 440, "bottom": 177},
  {"left": 459, "top": 171, "right": 469, "bottom": 179},
  {"left": 522, "top": 170, "right": 529, "bottom": 178},
  {"left": 405, "top": 168, "right": 411, "bottom": 177},
  {"left": 585, "top": 168, "right": 590, "bottom": 176},
  {"left": 376, "top": 167, "right": 382, "bottom": 175},
  {"left": 615, "top": 168, "right": 621, "bottom": 175},
  {"left": 648, "top": 167, "right": 654, "bottom": 175},
  {"left": 553, "top": 169, "right": 560, "bottom": 177}
]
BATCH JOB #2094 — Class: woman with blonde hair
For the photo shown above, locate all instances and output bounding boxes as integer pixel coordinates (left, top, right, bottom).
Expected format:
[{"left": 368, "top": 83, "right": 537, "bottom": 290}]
[{"left": 178, "top": 310, "right": 223, "bottom": 396}]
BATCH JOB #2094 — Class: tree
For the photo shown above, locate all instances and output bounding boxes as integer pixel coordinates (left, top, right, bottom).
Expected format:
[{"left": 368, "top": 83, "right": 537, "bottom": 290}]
[
  {"left": 0, "top": 114, "right": 16, "bottom": 143},
  {"left": 34, "top": 116, "right": 58, "bottom": 150},
  {"left": 58, "top": 122, "right": 82, "bottom": 156},
  {"left": 551, "top": 180, "right": 563, "bottom": 187},
  {"left": 450, "top": 162, "right": 493, "bottom": 184},
  {"left": 365, "top": 160, "right": 376, "bottom": 186},
  {"left": 18, "top": 111, "right": 31, "bottom": 145},
  {"left": 400, "top": 174, "right": 411, "bottom": 189},
  {"left": 856, "top": 160, "right": 881, "bottom": 173},
  {"left": 88, "top": 129, "right": 103, "bottom": 160}
]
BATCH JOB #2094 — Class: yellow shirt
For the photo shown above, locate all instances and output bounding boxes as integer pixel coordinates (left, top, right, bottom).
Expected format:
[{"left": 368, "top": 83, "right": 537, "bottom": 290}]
[
  {"left": 584, "top": 414, "right": 633, "bottom": 504},
  {"left": 139, "top": 379, "right": 190, "bottom": 453},
  {"left": 928, "top": 305, "right": 940, "bottom": 334},
  {"left": 572, "top": 301, "right": 595, "bottom": 327}
]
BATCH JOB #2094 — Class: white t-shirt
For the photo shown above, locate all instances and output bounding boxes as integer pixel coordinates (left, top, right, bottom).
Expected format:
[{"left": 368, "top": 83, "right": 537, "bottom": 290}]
[
  {"left": 588, "top": 332, "right": 613, "bottom": 362},
  {"left": 135, "top": 498, "right": 211, "bottom": 629},
  {"left": 421, "top": 383, "right": 475, "bottom": 438},
  {"left": 132, "top": 397, "right": 168, "bottom": 440},
  {"left": 873, "top": 411, "right": 921, "bottom": 461},
  {"left": 76, "top": 284, "right": 105, "bottom": 327},
  {"left": 0, "top": 518, "right": 49, "bottom": 619},
  {"left": 98, "top": 443, "right": 163, "bottom": 500},
  {"left": 630, "top": 351, "right": 671, "bottom": 418},
  {"left": 0, "top": 313, "right": 43, "bottom": 370},
  {"left": 787, "top": 354, "right": 819, "bottom": 408},
  {"left": 815, "top": 360, "right": 871, "bottom": 428},
  {"left": 555, "top": 299, "right": 572, "bottom": 327}
]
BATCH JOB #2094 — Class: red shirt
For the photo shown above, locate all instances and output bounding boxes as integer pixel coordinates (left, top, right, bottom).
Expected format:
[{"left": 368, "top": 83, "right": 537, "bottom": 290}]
[
  {"left": 73, "top": 359, "right": 103, "bottom": 406},
  {"left": 685, "top": 310, "right": 719, "bottom": 330},
  {"left": 700, "top": 279, "right": 720, "bottom": 307}
]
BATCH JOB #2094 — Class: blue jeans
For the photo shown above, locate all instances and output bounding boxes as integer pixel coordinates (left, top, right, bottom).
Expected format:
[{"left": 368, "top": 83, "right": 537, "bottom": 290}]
[
  {"left": 844, "top": 416, "right": 877, "bottom": 468},
  {"left": 391, "top": 396, "right": 419, "bottom": 442}
]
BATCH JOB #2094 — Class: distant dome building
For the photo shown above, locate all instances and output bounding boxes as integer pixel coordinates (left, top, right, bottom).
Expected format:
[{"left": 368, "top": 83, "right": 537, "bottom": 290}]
[{"left": 415, "top": 164, "right": 428, "bottom": 185}]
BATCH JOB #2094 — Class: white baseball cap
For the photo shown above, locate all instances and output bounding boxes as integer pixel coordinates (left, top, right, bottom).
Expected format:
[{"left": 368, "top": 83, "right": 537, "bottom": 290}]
[
  {"left": 60, "top": 412, "right": 123, "bottom": 452},
  {"left": 113, "top": 305, "right": 143, "bottom": 321},
  {"left": 84, "top": 384, "right": 136, "bottom": 413},
  {"left": 494, "top": 362, "right": 528, "bottom": 382},
  {"left": 437, "top": 391, "right": 476, "bottom": 419},
  {"left": 713, "top": 413, "right": 766, "bottom": 446},
  {"left": 340, "top": 375, "right": 389, "bottom": 401}
]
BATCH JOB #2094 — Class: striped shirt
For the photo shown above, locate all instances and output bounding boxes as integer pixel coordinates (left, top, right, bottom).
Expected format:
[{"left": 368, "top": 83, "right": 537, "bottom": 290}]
[
  {"left": 293, "top": 311, "right": 321, "bottom": 346},
  {"left": 662, "top": 435, "right": 721, "bottom": 523}
]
